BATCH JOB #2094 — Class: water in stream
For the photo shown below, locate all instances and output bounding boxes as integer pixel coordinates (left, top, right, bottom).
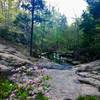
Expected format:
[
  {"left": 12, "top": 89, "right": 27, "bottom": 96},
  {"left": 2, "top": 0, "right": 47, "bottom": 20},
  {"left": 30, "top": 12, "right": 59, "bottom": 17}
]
[{"left": 45, "top": 52, "right": 73, "bottom": 70}]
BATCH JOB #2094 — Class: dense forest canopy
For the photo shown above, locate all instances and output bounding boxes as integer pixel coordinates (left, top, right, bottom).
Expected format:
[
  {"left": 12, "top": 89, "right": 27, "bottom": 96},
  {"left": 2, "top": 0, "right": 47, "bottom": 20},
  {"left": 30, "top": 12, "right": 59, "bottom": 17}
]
[
  {"left": 79, "top": 0, "right": 100, "bottom": 60},
  {"left": 0, "top": 0, "right": 100, "bottom": 61}
]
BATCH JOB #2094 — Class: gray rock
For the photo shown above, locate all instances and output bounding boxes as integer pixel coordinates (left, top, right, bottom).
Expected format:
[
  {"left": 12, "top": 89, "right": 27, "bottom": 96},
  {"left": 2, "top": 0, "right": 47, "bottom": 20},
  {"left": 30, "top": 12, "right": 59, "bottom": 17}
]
[
  {"left": 78, "top": 77, "right": 100, "bottom": 88},
  {"left": 0, "top": 53, "right": 32, "bottom": 67},
  {"left": 76, "top": 60, "right": 100, "bottom": 72},
  {"left": 76, "top": 60, "right": 100, "bottom": 93},
  {"left": 0, "top": 64, "right": 12, "bottom": 75}
]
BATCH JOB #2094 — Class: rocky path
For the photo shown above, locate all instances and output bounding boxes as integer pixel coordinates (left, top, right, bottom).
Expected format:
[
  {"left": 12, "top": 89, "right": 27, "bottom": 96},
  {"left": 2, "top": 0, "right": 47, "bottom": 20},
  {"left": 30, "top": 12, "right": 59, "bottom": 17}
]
[
  {"left": 35, "top": 58, "right": 100, "bottom": 100},
  {"left": 45, "top": 68, "right": 100, "bottom": 100},
  {"left": 46, "top": 69, "right": 81, "bottom": 100}
]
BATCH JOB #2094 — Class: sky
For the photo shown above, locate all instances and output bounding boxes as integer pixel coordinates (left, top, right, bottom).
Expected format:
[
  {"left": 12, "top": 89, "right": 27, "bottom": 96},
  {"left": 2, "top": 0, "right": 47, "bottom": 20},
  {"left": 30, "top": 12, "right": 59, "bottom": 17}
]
[{"left": 45, "top": 0, "right": 88, "bottom": 24}]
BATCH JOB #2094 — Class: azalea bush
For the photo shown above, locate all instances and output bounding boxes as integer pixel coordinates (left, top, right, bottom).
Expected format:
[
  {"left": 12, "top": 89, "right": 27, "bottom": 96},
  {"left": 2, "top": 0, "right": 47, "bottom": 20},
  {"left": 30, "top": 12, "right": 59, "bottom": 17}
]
[
  {"left": 0, "top": 68, "right": 51, "bottom": 100},
  {"left": 10, "top": 71, "right": 50, "bottom": 99}
]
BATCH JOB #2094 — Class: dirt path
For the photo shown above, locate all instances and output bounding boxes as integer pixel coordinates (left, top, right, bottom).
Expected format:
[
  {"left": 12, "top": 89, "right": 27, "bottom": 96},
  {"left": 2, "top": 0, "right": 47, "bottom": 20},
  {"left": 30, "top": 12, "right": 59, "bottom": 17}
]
[{"left": 45, "top": 69, "right": 100, "bottom": 100}]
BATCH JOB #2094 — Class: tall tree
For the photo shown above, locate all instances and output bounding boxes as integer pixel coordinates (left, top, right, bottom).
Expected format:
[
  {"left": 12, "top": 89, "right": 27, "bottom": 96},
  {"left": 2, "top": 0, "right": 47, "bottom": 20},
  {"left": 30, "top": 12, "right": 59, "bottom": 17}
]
[
  {"left": 30, "top": 0, "right": 35, "bottom": 56},
  {"left": 80, "top": 11, "right": 96, "bottom": 47},
  {"left": 21, "top": 0, "right": 47, "bottom": 56},
  {"left": 86, "top": 0, "right": 100, "bottom": 19}
]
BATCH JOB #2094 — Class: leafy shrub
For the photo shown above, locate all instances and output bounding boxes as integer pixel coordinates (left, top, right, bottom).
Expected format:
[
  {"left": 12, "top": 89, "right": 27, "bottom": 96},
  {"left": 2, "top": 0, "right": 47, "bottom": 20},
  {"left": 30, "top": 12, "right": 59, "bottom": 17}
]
[
  {"left": 16, "top": 87, "right": 29, "bottom": 100},
  {"left": 35, "top": 92, "right": 49, "bottom": 100},
  {"left": 0, "top": 74, "right": 50, "bottom": 100},
  {"left": 0, "top": 78, "right": 16, "bottom": 99}
]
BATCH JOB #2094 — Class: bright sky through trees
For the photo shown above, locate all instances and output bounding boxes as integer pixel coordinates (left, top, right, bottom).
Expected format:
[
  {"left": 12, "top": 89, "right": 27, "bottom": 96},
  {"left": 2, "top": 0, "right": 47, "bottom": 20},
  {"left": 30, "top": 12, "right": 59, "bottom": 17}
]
[{"left": 45, "top": 0, "right": 88, "bottom": 24}]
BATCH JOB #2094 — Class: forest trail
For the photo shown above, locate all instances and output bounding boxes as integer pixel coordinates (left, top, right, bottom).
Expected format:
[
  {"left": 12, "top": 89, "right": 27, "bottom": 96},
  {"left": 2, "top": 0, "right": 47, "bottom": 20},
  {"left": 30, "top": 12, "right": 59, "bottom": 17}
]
[
  {"left": 0, "top": 39, "right": 100, "bottom": 100},
  {"left": 45, "top": 68, "right": 100, "bottom": 100}
]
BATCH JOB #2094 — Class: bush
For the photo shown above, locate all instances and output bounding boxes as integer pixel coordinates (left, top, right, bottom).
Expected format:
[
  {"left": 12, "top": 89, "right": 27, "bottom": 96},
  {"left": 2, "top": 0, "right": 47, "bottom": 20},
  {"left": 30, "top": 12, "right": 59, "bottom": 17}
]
[{"left": 0, "top": 78, "right": 16, "bottom": 99}]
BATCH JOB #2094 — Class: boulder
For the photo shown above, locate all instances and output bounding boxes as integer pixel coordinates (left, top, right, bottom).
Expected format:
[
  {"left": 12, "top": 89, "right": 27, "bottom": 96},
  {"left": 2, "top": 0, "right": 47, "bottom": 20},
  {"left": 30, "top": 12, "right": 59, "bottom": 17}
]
[
  {"left": 0, "top": 53, "right": 32, "bottom": 67},
  {"left": 77, "top": 72, "right": 100, "bottom": 81},
  {"left": 0, "top": 52, "right": 34, "bottom": 76},
  {"left": 76, "top": 60, "right": 100, "bottom": 72},
  {"left": 78, "top": 77, "right": 100, "bottom": 89},
  {"left": 76, "top": 60, "right": 100, "bottom": 92},
  {"left": 0, "top": 64, "right": 12, "bottom": 75}
]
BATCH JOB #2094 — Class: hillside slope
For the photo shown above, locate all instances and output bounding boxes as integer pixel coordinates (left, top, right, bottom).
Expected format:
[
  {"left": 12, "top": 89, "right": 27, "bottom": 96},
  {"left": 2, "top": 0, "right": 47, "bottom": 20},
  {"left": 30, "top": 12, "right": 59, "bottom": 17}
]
[{"left": 0, "top": 38, "right": 49, "bottom": 99}]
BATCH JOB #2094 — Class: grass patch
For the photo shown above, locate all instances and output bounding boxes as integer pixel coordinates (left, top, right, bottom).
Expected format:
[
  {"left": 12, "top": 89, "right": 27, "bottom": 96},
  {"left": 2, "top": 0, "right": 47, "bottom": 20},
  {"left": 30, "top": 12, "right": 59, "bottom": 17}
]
[
  {"left": 0, "top": 78, "right": 16, "bottom": 99},
  {"left": 77, "top": 96, "right": 100, "bottom": 100},
  {"left": 16, "top": 87, "right": 29, "bottom": 100},
  {"left": 35, "top": 92, "right": 49, "bottom": 100}
]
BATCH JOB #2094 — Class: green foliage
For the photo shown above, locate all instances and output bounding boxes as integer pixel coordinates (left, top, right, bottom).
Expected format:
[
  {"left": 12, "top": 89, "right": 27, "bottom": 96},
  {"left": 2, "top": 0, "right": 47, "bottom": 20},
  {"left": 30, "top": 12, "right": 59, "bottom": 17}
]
[
  {"left": 77, "top": 95, "right": 100, "bottom": 100},
  {"left": 78, "top": 0, "right": 100, "bottom": 60},
  {"left": 43, "top": 75, "right": 52, "bottom": 81},
  {"left": 35, "top": 92, "right": 49, "bottom": 100},
  {"left": 0, "top": 78, "right": 16, "bottom": 99},
  {"left": 0, "top": 0, "right": 99, "bottom": 61},
  {"left": 80, "top": 11, "right": 96, "bottom": 47},
  {"left": 0, "top": 13, "right": 5, "bottom": 23},
  {"left": 0, "top": 74, "right": 50, "bottom": 100},
  {"left": 0, "top": 0, "right": 78, "bottom": 54},
  {"left": 86, "top": 0, "right": 100, "bottom": 19},
  {"left": 92, "top": 39, "right": 100, "bottom": 56},
  {"left": 14, "top": 12, "right": 31, "bottom": 33},
  {"left": 80, "top": 12, "right": 96, "bottom": 34},
  {"left": 16, "top": 87, "right": 29, "bottom": 100}
]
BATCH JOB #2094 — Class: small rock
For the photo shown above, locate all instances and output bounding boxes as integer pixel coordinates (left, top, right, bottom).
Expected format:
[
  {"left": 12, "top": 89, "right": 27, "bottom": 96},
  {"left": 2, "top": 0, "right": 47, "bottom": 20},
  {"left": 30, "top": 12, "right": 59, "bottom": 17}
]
[{"left": 91, "top": 71, "right": 99, "bottom": 75}]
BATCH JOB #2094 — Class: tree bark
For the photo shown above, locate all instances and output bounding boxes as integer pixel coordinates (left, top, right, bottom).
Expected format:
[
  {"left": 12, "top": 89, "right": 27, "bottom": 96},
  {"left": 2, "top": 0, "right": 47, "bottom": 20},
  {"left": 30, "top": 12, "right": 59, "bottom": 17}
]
[{"left": 30, "top": 0, "right": 35, "bottom": 56}]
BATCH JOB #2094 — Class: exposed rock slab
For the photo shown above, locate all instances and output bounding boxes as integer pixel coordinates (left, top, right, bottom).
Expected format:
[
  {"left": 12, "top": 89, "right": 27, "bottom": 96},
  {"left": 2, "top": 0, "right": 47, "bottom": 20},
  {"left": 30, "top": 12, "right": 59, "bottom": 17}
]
[
  {"left": 78, "top": 77, "right": 100, "bottom": 88},
  {"left": 34, "top": 58, "right": 100, "bottom": 99},
  {"left": 0, "top": 53, "right": 32, "bottom": 67},
  {"left": 76, "top": 60, "right": 100, "bottom": 72},
  {"left": 75, "top": 60, "right": 100, "bottom": 95},
  {"left": 0, "top": 43, "right": 38, "bottom": 83},
  {"left": 45, "top": 69, "right": 100, "bottom": 100},
  {"left": 0, "top": 64, "right": 12, "bottom": 75}
]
